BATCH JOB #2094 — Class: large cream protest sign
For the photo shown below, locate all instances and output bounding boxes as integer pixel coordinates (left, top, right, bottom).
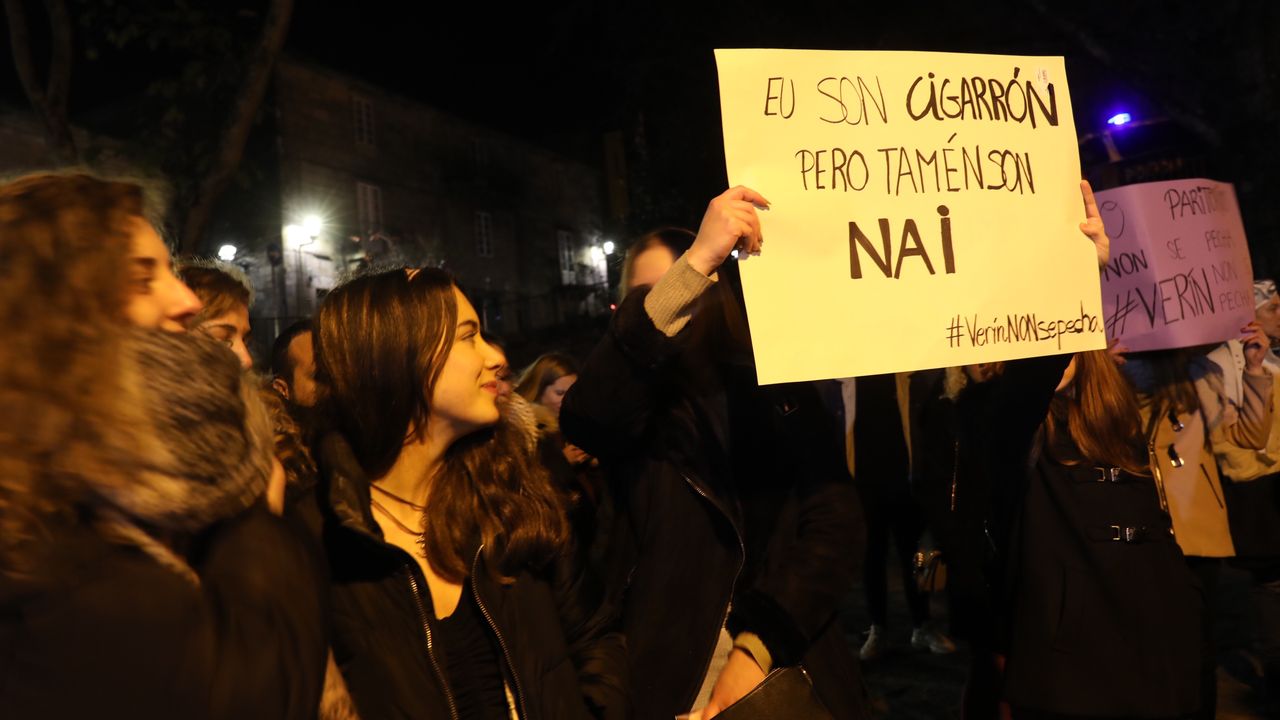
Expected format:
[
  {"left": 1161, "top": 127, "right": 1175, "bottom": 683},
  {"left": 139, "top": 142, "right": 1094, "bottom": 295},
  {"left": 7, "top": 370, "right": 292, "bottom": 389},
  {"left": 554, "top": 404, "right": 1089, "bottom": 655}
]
[
  {"left": 1097, "top": 179, "right": 1253, "bottom": 352},
  {"left": 715, "top": 49, "right": 1106, "bottom": 383}
]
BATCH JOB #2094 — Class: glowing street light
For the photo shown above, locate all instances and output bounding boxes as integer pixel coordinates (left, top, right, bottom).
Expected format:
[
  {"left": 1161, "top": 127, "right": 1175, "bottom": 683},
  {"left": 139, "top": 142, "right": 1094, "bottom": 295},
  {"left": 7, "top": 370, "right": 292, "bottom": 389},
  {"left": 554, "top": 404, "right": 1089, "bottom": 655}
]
[
  {"left": 284, "top": 214, "right": 325, "bottom": 249},
  {"left": 283, "top": 224, "right": 306, "bottom": 249},
  {"left": 1107, "top": 112, "right": 1132, "bottom": 127},
  {"left": 302, "top": 214, "right": 323, "bottom": 239},
  {"left": 603, "top": 240, "right": 616, "bottom": 255},
  {"left": 217, "top": 244, "right": 238, "bottom": 262}
]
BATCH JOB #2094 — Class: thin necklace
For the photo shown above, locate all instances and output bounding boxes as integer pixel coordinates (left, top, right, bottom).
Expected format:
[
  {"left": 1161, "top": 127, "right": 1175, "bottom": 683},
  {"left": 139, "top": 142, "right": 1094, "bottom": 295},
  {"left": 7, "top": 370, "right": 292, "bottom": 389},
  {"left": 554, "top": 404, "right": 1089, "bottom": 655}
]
[
  {"left": 371, "top": 482, "right": 428, "bottom": 511},
  {"left": 370, "top": 497, "right": 423, "bottom": 537}
]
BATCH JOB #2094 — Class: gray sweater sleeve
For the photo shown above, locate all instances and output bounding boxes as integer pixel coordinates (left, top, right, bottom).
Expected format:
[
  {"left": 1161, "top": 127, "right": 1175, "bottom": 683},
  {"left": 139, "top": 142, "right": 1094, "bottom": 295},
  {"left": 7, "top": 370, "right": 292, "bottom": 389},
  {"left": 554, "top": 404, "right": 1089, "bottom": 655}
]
[{"left": 642, "top": 253, "right": 715, "bottom": 337}]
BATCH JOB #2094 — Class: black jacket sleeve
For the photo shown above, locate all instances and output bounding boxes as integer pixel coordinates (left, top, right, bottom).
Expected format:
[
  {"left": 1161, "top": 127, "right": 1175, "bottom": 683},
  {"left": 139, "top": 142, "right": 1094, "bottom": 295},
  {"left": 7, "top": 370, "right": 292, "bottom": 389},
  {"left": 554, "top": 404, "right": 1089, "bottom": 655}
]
[
  {"left": 546, "top": 533, "right": 628, "bottom": 720},
  {"left": 726, "top": 382, "right": 862, "bottom": 668},
  {"left": 560, "top": 286, "right": 690, "bottom": 462},
  {"left": 198, "top": 506, "right": 329, "bottom": 720}
]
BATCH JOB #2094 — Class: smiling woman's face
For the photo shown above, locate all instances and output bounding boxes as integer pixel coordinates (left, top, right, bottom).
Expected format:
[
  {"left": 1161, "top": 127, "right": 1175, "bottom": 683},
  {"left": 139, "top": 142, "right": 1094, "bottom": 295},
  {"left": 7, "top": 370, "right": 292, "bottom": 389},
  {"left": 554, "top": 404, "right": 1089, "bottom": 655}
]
[
  {"left": 123, "top": 217, "right": 202, "bottom": 331},
  {"left": 425, "top": 286, "right": 505, "bottom": 444}
]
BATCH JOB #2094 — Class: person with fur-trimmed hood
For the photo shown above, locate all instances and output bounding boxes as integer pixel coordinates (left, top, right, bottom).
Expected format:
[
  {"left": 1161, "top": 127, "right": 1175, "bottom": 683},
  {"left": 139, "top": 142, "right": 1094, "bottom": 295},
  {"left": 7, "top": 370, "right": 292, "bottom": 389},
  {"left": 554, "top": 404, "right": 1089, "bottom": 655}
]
[{"left": 0, "top": 173, "right": 327, "bottom": 719}]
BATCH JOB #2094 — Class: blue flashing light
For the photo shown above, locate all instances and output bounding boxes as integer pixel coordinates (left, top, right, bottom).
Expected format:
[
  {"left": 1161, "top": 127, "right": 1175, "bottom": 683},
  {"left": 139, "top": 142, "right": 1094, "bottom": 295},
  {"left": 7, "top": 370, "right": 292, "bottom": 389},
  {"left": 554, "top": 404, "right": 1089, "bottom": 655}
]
[{"left": 1107, "top": 112, "right": 1132, "bottom": 126}]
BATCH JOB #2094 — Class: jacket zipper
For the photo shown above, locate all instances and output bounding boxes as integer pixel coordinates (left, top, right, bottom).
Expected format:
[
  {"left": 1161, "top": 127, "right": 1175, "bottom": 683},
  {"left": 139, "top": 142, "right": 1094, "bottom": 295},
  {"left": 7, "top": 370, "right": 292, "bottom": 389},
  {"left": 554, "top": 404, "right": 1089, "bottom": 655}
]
[
  {"left": 681, "top": 473, "right": 746, "bottom": 713},
  {"left": 1146, "top": 436, "right": 1172, "bottom": 515},
  {"left": 472, "top": 547, "right": 526, "bottom": 720},
  {"left": 949, "top": 440, "right": 960, "bottom": 513},
  {"left": 406, "top": 568, "right": 460, "bottom": 720}
]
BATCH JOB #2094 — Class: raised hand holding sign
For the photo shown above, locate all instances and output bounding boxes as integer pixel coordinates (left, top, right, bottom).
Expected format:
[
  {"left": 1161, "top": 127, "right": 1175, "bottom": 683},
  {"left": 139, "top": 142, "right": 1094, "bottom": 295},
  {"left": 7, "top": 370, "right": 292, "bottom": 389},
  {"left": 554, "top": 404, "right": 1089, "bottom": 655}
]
[{"left": 715, "top": 49, "right": 1106, "bottom": 383}]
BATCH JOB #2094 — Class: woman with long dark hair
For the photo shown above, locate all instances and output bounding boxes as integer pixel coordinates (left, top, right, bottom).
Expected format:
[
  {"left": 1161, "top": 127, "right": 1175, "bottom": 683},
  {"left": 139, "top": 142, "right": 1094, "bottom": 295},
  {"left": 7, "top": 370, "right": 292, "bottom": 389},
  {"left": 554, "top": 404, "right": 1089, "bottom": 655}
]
[
  {"left": 0, "top": 173, "right": 326, "bottom": 719},
  {"left": 979, "top": 184, "right": 1204, "bottom": 718},
  {"left": 313, "top": 267, "right": 624, "bottom": 719},
  {"left": 515, "top": 353, "right": 579, "bottom": 419}
]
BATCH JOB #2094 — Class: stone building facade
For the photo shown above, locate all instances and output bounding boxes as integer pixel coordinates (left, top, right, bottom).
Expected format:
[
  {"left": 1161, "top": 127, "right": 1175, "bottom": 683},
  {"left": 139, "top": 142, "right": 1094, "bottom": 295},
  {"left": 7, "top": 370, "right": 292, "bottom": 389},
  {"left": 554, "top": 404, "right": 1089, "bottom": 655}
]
[{"left": 245, "top": 58, "right": 610, "bottom": 348}]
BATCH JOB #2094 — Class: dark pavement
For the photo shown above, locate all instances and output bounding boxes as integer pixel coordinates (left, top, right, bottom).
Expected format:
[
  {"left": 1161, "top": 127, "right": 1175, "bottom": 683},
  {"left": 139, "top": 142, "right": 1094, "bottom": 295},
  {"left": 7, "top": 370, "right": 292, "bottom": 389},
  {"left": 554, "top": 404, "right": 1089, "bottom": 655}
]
[{"left": 840, "top": 562, "right": 1276, "bottom": 718}]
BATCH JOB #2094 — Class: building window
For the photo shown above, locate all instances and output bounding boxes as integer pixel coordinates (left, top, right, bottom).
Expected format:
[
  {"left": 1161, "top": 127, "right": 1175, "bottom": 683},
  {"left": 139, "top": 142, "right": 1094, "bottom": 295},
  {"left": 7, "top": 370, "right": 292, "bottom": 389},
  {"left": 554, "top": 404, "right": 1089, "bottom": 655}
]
[
  {"left": 352, "top": 96, "right": 375, "bottom": 147},
  {"left": 557, "top": 230, "right": 574, "bottom": 272},
  {"left": 557, "top": 230, "right": 575, "bottom": 284},
  {"left": 474, "top": 211, "right": 493, "bottom": 257},
  {"left": 356, "top": 182, "right": 382, "bottom": 232}
]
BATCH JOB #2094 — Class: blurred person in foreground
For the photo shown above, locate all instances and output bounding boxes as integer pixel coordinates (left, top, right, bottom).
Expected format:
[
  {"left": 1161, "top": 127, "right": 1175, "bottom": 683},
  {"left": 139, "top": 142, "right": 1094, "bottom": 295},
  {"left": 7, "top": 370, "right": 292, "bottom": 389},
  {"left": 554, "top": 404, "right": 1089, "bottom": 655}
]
[{"left": 0, "top": 173, "right": 326, "bottom": 719}]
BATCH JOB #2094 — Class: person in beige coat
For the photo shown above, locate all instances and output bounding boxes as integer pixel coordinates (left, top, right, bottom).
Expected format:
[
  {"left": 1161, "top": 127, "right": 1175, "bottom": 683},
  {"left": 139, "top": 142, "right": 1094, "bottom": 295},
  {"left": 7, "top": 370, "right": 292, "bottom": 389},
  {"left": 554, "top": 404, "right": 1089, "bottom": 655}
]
[
  {"left": 1120, "top": 346, "right": 1232, "bottom": 719},
  {"left": 1198, "top": 279, "right": 1280, "bottom": 704}
]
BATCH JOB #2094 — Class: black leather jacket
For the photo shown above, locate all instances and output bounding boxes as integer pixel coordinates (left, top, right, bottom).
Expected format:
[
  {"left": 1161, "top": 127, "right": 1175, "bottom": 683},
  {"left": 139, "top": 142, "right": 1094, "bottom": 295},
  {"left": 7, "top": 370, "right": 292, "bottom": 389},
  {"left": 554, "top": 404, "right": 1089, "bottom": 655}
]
[
  {"left": 316, "top": 433, "right": 627, "bottom": 720},
  {"left": 560, "top": 284, "right": 869, "bottom": 720}
]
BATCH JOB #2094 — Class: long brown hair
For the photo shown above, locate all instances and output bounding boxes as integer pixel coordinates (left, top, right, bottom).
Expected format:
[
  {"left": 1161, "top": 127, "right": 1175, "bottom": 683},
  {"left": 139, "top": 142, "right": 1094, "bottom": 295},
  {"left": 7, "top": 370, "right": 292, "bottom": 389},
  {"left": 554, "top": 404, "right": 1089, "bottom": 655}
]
[
  {"left": 513, "top": 353, "right": 578, "bottom": 407},
  {"left": 0, "top": 173, "right": 145, "bottom": 577},
  {"left": 1133, "top": 348, "right": 1205, "bottom": 416},
  {"left": 178, "top": 259, "right": 253, "bottom": 324},
  {"left": 1045, "top": 350, "right": 1148, "bottom": 475},
  {"left": 315, "top": 267, "right": 567, "bottom": 582}
]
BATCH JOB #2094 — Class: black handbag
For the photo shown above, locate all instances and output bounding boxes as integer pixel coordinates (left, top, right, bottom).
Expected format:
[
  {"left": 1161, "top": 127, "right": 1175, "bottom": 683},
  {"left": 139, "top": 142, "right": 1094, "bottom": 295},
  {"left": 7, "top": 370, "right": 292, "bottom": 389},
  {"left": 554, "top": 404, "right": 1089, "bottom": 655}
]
[{"left": 712, "top": 666, "right": 834, "bottom": 720}]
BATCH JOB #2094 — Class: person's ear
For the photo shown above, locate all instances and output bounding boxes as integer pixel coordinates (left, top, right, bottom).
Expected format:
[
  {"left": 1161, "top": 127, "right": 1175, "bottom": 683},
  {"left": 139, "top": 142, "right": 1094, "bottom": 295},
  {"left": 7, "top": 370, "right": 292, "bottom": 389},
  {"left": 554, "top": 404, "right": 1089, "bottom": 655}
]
[{"left": 271, "top": 377, "right": 291, "bottom": 400}]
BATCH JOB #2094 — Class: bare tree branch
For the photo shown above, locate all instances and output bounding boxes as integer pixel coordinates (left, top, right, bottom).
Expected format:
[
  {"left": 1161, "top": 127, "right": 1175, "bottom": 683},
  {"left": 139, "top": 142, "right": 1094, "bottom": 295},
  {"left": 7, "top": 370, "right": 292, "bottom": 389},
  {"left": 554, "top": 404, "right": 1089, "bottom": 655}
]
[
  {"left": 179, "top": 0, "right": 295, "bottom": 254},
  {"left": 3, "top": 0, "right": 78, "bottom": 163},
  {"left": 1025, "top": 0, "right": 1221, "bottom": 148},
  {"left": 44, "top": 0, "right": 73, "bottom": 121}
]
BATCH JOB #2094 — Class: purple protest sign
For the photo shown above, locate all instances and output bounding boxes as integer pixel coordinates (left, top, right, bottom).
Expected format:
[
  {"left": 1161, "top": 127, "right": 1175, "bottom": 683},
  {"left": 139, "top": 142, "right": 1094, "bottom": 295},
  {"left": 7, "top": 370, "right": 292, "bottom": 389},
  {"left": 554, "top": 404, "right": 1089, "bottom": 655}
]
[{"left": 1096, "top": 178, "right": 1254, "bottom": 352}]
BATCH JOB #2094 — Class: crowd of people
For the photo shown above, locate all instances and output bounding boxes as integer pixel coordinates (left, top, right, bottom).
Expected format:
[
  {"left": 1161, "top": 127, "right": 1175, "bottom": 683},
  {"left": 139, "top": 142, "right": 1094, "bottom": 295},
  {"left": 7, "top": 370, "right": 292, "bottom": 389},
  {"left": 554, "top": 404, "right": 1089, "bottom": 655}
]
[{"left": 1, "top": 171, "right": 1277, "bottom": 720}]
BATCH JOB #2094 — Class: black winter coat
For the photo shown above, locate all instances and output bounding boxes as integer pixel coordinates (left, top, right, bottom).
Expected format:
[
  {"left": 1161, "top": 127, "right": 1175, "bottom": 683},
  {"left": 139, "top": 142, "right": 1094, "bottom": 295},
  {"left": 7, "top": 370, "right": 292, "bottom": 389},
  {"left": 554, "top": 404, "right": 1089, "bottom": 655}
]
[
  {"left": 316, "top": 433, "right": 627, "bottom": 720},
  {"left": 982, "top": 355, "right": 1203, "bottom": 718},
  {"left": 0, "top": 507, "right": 328, "bottom": 720},
  {"left": 560, "top": 284, "right": 868, "bottom": 720},
  {"left": 906, "top": 369, "right": 1000, "bottom": 642}
]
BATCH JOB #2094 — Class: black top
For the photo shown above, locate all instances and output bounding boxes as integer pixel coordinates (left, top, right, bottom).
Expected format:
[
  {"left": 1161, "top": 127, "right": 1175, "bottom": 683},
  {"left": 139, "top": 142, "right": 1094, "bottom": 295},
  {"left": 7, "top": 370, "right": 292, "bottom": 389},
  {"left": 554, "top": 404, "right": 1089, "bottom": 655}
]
[{"left": 436, "top": 578, "right": 509, "bottom": 720}]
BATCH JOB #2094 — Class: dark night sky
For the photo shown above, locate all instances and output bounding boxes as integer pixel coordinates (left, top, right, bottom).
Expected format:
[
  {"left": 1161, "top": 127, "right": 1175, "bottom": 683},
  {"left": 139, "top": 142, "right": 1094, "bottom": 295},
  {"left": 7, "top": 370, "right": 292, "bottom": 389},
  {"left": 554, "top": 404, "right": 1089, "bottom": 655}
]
[
  {"left": 275, "top": 0, "right": 1185, "bottom": 229},
  {"left": 2, "top": 1, "right": 1273, "bottom": 253},
  {"left": 0, "top": 1, "right": 1202, "bottom": 163},
  {"left": 284, "top": 1, "right": 1164, "bottom": 147}
]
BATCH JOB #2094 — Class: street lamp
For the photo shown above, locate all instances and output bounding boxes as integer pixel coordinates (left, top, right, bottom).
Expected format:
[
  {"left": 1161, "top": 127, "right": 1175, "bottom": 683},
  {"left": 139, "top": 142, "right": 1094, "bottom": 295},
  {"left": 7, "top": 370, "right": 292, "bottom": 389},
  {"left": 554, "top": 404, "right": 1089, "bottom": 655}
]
[
  {"left": 283, "top": 216, "right": 323, "bottom": 318},
  {"left": 217, "top": 244, "right": 238, "bottom": 262},
  {"left": 302, "top": 214, "right": 323, "bottom": 239},
  {"left": 1107, "top": 112, "right": 1133, "bottom": 127},
  {"left": 603, "top": 240, "right": 615, "bottom": 255}
]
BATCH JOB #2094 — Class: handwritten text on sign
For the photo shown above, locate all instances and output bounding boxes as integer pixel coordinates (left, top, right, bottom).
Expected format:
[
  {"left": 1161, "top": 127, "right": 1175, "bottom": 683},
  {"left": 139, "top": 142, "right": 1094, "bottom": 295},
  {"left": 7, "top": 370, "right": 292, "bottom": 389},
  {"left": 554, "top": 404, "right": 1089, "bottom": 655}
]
[
  {"left": 716, "top": 50, "right": 1105, "bottom": 383},
  {"left": 1097, "top": 179, "right": 1253, "bottom": 352}
]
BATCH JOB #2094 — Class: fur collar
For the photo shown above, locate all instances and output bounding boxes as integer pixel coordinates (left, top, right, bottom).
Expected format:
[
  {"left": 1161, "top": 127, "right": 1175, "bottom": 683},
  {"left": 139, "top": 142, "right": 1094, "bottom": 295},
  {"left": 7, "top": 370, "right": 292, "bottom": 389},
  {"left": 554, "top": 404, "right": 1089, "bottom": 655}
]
[{"left": 82, "top": 330, "right": 273, "bottom": 581}]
